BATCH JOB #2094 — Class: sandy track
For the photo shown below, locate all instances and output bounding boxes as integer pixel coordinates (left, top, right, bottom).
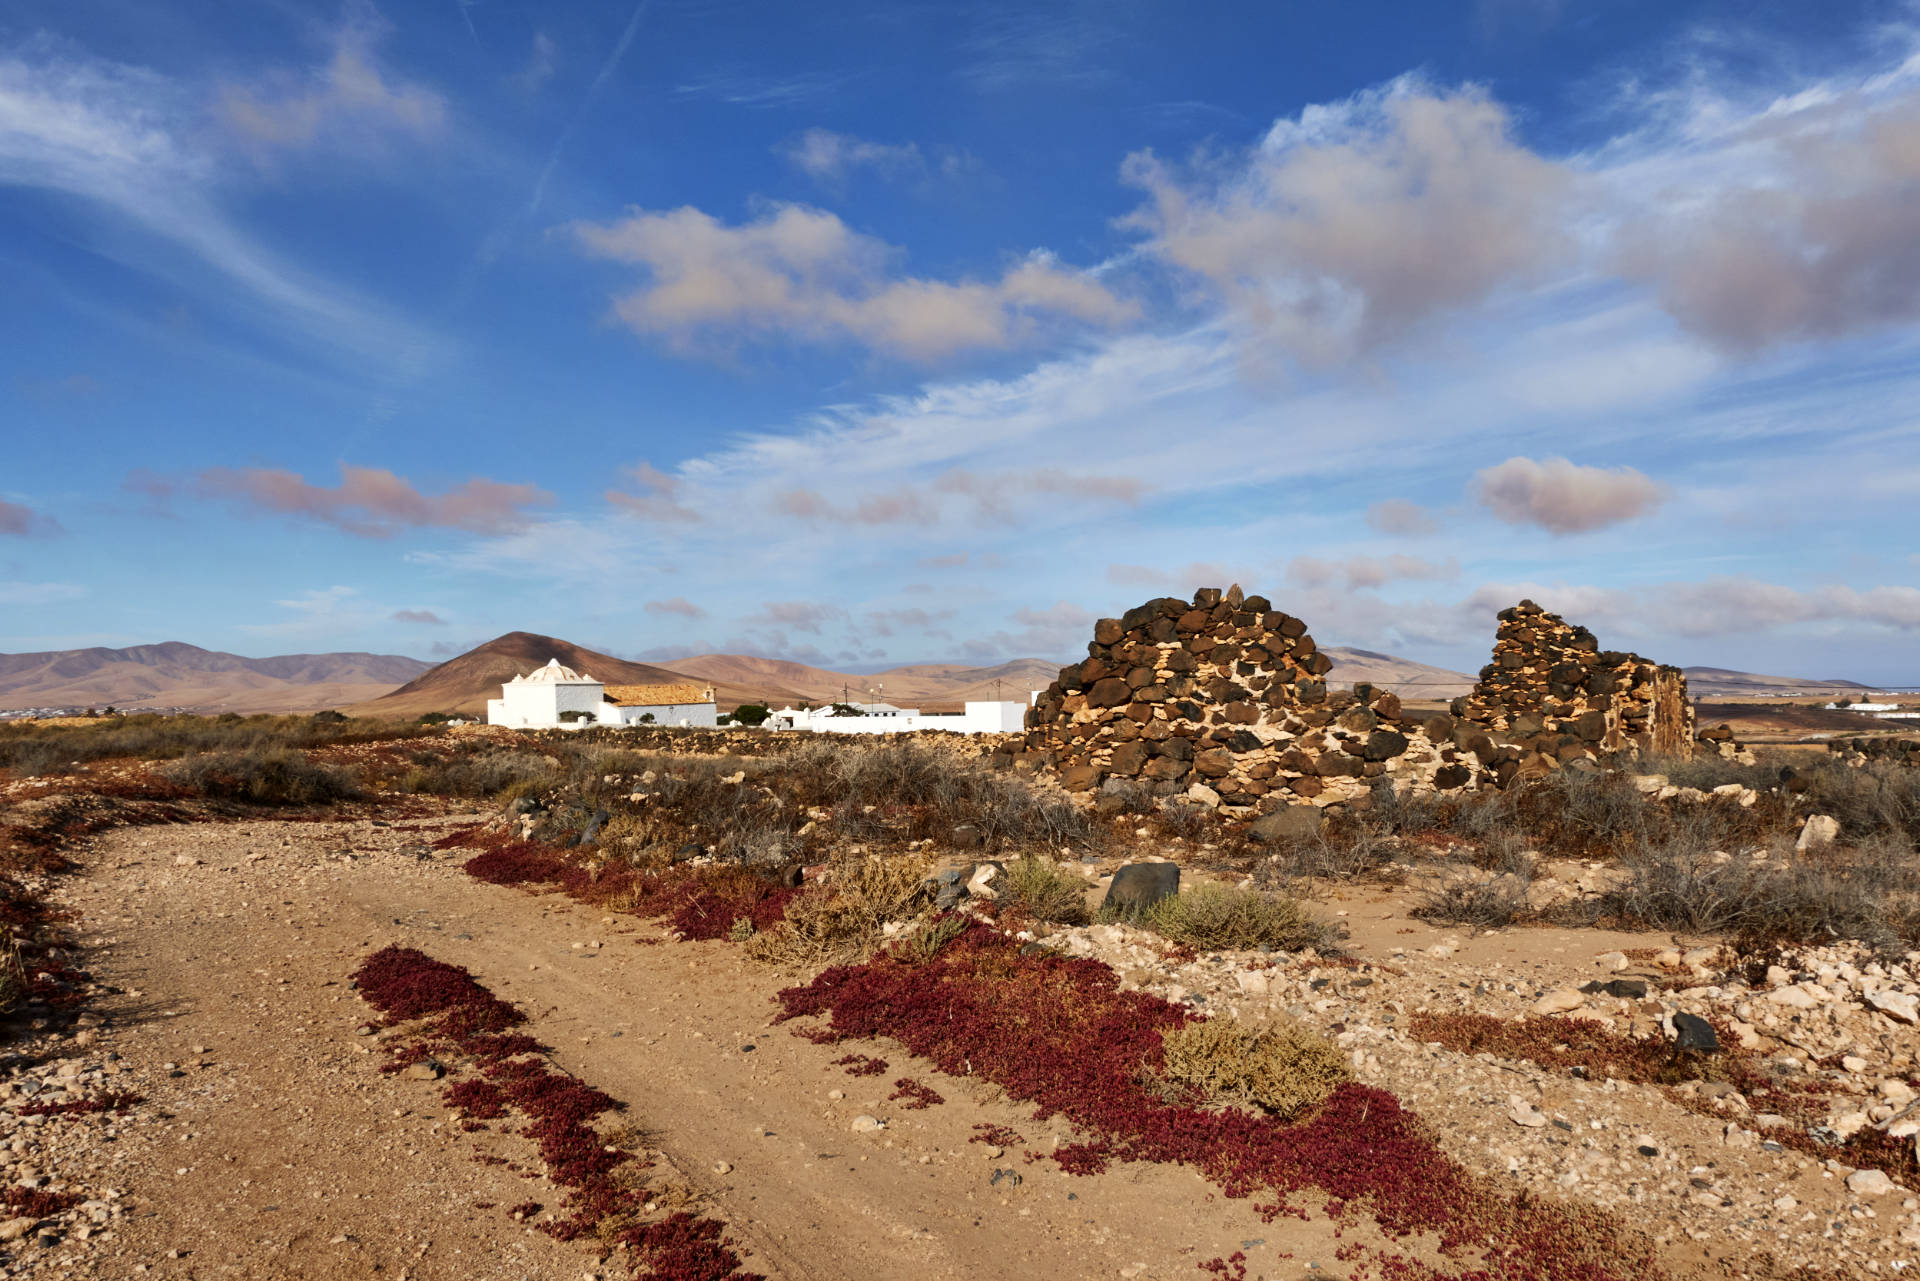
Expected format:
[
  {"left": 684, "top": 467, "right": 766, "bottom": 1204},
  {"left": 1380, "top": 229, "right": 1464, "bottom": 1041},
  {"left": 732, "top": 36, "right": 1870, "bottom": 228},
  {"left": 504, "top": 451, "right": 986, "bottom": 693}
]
[{"left": 46, "top": 815, "right": 1360, "bottom": 1281}]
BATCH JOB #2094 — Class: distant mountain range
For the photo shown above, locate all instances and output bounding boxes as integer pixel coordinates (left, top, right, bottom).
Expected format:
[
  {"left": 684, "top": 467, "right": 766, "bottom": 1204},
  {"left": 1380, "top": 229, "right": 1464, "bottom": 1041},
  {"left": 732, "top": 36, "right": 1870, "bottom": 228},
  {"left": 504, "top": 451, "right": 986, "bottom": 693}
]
[
  {"left": 345, "top": 633, "right": 776, "bottom": 718},
  {"left": 0, "top": 642, "right": 430, "bottom": 715},
  {"left": 1680, "top": 667, "right": 1874, "bottom": 699},
  {"left": 0, "top": 636, "right": 1880, "bottom": 718}
]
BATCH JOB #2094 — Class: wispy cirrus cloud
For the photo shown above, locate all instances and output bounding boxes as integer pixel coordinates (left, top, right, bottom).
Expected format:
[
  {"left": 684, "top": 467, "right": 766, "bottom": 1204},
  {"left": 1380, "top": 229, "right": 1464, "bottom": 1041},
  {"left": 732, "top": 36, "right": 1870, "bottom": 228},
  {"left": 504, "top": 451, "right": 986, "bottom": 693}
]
[
  {"left": 0, "top": 581, "right": 85, "bottom": 606},
  {"left": 217, "top": 19, "right": 446, "bottom": 151},
  {"left": 1288, "top": 553, "right": 1459, "bottom": 591},
  {"left": 673, "top": 69, "right": 850, "bottom": 108},
  {"left": 777, "top": 128, "right": 983, "bottom": 191},
  {"left": 0, "top": 35, "right": 442, "bottom": 367},
  {"left": 570, "top": 202, "right": 1135, "bottom": 361},
  {"left": 607, "top": 462, "right": 700, "bottom": 523}
]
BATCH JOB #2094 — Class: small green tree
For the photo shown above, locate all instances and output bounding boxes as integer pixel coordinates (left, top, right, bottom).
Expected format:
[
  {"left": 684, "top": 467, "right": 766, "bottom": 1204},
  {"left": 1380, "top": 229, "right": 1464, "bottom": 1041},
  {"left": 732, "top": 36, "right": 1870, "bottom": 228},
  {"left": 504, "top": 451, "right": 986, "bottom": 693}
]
[
  {"left": 731, "top": 703, "right": 772, "bottom": 727},
  {"left": 639, "top": 712, "right": 656, "bottom": 724}
]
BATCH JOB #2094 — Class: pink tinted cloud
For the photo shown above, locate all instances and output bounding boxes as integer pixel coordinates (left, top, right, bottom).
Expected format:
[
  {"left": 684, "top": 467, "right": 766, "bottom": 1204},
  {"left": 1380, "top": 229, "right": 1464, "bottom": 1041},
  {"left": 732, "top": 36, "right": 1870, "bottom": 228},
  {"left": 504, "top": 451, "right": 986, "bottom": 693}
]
[
  {"left": 194, "top": 464, "right": 549, "bottom": 538},
  {"left": 606, "top": 462, "right": 700, "bottom": 523},
  {"left": 392, "top": 609, "right": 445, "bottom": 625},
  {"left": 645, "top": 597, "right": 708, "bottom": 620}
]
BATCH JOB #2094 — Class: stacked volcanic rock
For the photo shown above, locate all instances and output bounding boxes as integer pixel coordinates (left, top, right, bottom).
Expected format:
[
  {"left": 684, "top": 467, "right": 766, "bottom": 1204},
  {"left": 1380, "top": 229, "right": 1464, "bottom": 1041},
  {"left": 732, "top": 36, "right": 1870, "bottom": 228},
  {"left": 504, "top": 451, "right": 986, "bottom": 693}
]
[
  {"left": 1831, "top": 736, "right": 1920, "bottom": 767},
  {"left": 1454, "top": 599, "right": 1696, "bottom": 762},
  {"left": 1015, "top": 586, "right": 1512, "bottom": 811}
]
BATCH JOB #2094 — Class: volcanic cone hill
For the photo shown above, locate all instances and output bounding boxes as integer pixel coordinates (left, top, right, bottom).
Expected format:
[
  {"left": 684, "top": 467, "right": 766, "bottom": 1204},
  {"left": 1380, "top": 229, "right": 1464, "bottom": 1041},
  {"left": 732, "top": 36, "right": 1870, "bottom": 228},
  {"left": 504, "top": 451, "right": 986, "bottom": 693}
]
[{"left": 346, "top": 632, "right": 798, "bottom": 718}]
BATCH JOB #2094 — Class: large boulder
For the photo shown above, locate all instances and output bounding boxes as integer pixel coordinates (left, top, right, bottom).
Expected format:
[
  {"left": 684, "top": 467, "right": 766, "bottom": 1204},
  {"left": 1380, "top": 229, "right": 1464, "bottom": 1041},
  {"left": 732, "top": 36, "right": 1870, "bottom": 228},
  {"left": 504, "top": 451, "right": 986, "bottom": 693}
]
[
  {"left": 1102, "top": 862, "right": 1180, "bottom": 916},
  {"left": 1247, "top": 806, "right": 1323, "bottom": 844}
]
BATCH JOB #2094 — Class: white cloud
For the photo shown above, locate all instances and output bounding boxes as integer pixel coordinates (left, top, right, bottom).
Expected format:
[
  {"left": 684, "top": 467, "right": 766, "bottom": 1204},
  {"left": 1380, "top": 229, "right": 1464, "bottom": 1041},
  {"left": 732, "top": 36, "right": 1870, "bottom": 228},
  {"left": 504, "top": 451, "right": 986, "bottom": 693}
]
[
  {"left": 1121, "top": 75, "right": 1574, "bottom": 363},
  {"left": 779, "top": 129, "right": 923, "bottom": 183},
  {"left": 1605, "top": 44, "right": 1920, "bottom": 350},
  {"left": 777, "top": 128, "right": 983, "bottom": 192},
  {"left": 1472, "top": 456, "right": 1667, "bottom": 534},
  {"left": 570, "top": 202, "right": 1136, "bottom": 360}
]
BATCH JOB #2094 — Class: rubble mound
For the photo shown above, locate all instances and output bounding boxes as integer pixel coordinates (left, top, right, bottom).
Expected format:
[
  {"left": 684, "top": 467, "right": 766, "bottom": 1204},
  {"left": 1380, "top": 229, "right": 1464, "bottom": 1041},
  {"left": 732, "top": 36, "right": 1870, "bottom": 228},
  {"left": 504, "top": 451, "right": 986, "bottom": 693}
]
[
  {"left": 1019, "top": 586, "right": 1490, "bottom": 809},
  {"left": 1456, "top": 599, "right": 1695, "bottom": 760}
]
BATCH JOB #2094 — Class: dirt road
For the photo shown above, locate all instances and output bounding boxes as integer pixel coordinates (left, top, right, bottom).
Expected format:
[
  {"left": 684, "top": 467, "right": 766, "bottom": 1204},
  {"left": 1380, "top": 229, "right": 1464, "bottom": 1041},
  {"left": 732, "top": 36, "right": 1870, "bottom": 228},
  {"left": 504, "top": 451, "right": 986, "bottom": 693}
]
[{"left": 42, "top": 814, "right": 1356, "bottom": 1281}]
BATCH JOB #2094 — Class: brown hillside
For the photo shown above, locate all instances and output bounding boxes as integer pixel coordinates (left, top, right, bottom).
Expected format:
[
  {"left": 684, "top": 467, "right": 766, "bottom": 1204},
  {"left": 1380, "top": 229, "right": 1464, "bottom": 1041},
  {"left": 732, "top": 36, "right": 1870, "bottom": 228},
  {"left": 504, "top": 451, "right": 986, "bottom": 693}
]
[
  {"left": 665, "top": 654, "right": 1062, "bottom": 711},
  {"left": 347, "top": 632, "right": 797, "bottom": 718},
  {"left": 0, "top": 642, "right": 431, "bottom": 714}
]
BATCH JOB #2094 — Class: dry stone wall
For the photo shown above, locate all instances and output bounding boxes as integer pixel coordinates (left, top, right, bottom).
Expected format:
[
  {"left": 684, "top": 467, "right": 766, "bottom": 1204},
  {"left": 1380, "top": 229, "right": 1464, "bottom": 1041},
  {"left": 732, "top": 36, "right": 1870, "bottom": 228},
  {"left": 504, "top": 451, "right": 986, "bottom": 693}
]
[
  {"left": 1454, "top": 599, "right": 1695, "bottom": 761},
  {"left": 1018, "top": 586, "right": 1511, "bottom": 812},
  {"left": 1013, "top": 587, "right": 1737, "bottom": 815}
]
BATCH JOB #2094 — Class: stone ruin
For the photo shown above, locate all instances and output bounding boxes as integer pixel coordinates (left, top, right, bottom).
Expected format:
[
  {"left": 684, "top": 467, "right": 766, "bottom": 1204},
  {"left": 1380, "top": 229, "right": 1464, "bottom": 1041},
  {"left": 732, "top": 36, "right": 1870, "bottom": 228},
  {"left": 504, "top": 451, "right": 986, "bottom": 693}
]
[
  {"left": 1012, "top": 585, "right": 1732, "bottom": 818},
  {"left": 1453, "top": 598, "right": 1696, "bottom": 762}
]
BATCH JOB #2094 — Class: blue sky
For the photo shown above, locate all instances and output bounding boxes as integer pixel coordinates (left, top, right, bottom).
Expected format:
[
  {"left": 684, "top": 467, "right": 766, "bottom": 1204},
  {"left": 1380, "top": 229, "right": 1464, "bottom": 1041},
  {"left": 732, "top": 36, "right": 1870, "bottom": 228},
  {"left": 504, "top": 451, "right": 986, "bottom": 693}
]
[{"left": 3, "top": 0, "right": 1918, "bottom": 682}]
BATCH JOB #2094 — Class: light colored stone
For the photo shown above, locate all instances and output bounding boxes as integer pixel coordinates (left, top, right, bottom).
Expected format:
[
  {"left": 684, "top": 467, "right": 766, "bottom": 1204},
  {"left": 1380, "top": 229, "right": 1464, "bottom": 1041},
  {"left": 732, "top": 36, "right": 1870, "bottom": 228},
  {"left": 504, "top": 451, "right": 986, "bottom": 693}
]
[
  {"left": 1185, "top": 782, "right": 1221, "bottom": 809},
  {"left": 1768, "top": 985, "right": 1819, "bottom": 1009},
  {"left": 1832, "top": 1110, "right": 1872, "bottom": 1139},
  {"left": 1867, "top": 989, "right": 1920, "bottom": 1024},
  {"left": 1531, "top": 988, "right": 1586, "bottom": 1016},
  {"left": 851, "top": 1114, "right": 885, "bottom": 1133},
  {"left": 1508, "top": 1102, "right": 1548, "bottom": 1128},
  {"left": 0, "top": 1219, "right": 33, "bottom": 1243},
  {"left": 1797, "top": 815, "right": 1841, "bottom": 852},
  {"left": 1848, "top": 1168, "right": 1897, "bottom": 1196},
  {"left": 1234, "top": 970, "right": 1270, "bottom": 996},
  {"left": 1594, "top": 951, "right": 1629, "bottom": 972}
]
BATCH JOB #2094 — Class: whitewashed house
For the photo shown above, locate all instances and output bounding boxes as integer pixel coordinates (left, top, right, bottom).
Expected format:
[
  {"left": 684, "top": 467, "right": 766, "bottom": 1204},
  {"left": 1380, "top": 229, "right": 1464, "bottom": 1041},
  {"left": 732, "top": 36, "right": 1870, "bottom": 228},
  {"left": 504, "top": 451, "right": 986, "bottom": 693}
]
[
  {"left": 765, "top": 699, "right": 1029, "bottom": 735},
  {"left": 486, "top": 659, "right": 717, "bottom": 729}
]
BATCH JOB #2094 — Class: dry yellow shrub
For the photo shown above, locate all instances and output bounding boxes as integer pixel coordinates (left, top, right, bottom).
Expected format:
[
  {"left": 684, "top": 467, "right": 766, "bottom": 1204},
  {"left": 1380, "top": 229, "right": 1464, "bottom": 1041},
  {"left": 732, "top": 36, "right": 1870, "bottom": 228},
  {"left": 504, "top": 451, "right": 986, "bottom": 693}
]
[
  {"left": 1157, "top": 1015, "right": 1350, "bottom": 1119},
  {"left": 744, "top": 854, "right": 931, "bottom": 971}
]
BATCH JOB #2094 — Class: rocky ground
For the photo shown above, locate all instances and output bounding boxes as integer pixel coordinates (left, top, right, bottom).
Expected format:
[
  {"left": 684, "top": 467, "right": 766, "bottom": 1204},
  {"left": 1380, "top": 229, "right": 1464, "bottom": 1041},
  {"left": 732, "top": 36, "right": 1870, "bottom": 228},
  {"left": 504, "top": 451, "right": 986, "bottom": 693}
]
[{"left": 0, "top": 797, "right": 1913, "bottom": 1278}]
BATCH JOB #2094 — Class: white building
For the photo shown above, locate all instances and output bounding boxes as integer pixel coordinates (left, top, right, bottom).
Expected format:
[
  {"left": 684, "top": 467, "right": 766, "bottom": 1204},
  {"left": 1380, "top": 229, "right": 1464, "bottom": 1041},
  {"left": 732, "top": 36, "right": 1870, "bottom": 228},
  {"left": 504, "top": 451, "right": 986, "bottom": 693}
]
[
  {"left": 765, "top": 699, "right": 1028, "bottom": 735},
  {"left": 486, "top": 659, "right": 717, "bottom": 729}
]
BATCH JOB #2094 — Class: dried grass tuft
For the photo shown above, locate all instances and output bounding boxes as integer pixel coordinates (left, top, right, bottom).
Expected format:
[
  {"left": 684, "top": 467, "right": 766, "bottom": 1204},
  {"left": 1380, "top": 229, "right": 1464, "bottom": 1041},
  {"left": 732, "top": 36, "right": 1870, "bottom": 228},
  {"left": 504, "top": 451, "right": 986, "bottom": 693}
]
[
  {"left": 997, "top": 856, "right": 1092, "bottom": 926},
  {"left": 1138, "top": 883, "right": 1337, "bottom": 952}
]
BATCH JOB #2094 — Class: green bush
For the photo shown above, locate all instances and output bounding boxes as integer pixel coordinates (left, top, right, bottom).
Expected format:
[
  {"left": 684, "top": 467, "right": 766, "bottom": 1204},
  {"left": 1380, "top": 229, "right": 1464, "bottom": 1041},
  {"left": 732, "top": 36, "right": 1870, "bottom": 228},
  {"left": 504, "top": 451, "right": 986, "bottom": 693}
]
[
  {"left": 731, "top": 703, "right": 772, "bottom": 727},
  {"left": 1158, "top": 1016, "right": 1350, "bottom": 1118}
]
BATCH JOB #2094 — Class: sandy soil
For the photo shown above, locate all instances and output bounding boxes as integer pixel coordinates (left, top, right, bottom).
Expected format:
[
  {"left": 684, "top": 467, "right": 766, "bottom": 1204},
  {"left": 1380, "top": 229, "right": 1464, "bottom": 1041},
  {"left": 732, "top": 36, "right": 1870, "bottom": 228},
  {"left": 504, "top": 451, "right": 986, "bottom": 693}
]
[
  {"left": 29, "top": 815, "right": 1377, "bottom": 1281},
  {"left": 10, "top": 805, "right": 1918, "bottom": 1280}
]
